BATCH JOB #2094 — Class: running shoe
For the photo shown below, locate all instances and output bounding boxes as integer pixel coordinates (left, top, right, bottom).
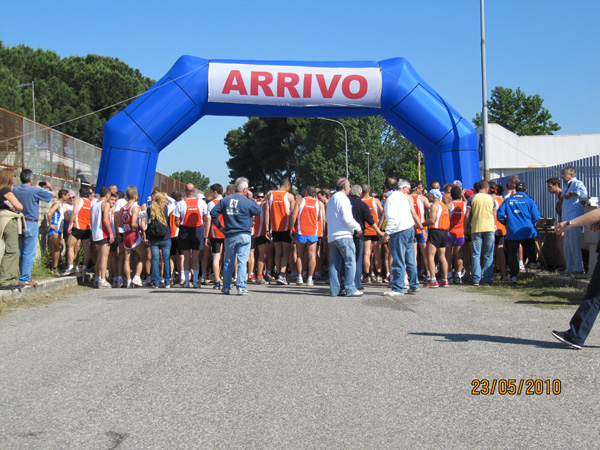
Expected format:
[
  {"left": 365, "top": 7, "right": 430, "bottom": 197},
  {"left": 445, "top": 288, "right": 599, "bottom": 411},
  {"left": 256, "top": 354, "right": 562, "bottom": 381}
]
[
  {"left": 348, "top": 290, "right": 364, "bottom": 297},
  {"left": 424, "top": 280, "right": 439, "bottom": 288},
  {"left": 61, "top": 267, "right": 76, "bottom": 277},
  {"left": 132, "top": 276, "right": 143, "bottom": 288},
  {"left": 276, "top": 275, "right": 288, "bottom": 285},
  {"left": 97, "top": 280, "right": 112, "bottom": 289},
  {"left": 441, "top": 280, "right": 449, "bottom": 287},
  {"left": 383, "top": 290, "right": 403, "bottom": 297},
  {"left": 255, "top": 277, "right": 266, "bottom": 285}
]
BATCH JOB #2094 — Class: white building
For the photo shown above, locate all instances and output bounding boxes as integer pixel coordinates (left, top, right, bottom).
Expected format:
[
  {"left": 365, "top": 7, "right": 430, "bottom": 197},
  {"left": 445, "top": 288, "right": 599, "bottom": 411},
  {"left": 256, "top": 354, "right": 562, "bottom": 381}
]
[{"left": 477, "top": 123, "right": 600, "bottom": 179}]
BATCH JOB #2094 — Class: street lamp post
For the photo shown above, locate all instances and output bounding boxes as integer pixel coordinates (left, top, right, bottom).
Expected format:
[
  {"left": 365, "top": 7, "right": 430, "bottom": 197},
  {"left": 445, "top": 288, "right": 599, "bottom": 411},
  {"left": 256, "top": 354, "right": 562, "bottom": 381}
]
[
  {"left": 365, "top": 150, "right": 370, "bottom": 187},
  {"left": 317, "top": 117, "right": 348, "bottom": 179}
]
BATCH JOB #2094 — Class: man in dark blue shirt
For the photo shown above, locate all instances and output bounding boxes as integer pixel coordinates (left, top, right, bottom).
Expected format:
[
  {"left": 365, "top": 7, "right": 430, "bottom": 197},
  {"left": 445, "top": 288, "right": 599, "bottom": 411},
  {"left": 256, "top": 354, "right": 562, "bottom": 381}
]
[
  {"left": 497, "top": 181, "right": 540, "bottom": 283},
  {"left": 349, "top": 184, "right": 384, "bottom": 291},
  {"left": 210, "top": 177, "right": 261, "bottom": 296}
]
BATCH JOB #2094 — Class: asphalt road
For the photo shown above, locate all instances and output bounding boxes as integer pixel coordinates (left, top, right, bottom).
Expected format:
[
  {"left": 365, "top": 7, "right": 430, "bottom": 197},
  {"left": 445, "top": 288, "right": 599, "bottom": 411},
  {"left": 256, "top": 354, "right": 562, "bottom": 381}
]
[{"left": 1, "top": 281, "right": 598, "bottom": 449}]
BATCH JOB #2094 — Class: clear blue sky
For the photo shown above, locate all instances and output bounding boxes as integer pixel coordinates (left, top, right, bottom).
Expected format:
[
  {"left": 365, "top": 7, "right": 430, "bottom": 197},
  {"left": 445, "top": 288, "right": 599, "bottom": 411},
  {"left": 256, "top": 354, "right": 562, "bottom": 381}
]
[{"left": 3, "top": 0, "right": 599, "bottom": 185}]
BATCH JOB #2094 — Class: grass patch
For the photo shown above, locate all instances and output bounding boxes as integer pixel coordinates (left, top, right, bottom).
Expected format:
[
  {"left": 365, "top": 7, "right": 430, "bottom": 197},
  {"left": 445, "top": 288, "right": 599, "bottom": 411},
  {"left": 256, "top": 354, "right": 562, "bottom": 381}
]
[
  {"left": 462, "top": 276, "right": 584, "bottom": 309},
  {"left": 0, "top": 284, "right": 89, "bottom": 318}
]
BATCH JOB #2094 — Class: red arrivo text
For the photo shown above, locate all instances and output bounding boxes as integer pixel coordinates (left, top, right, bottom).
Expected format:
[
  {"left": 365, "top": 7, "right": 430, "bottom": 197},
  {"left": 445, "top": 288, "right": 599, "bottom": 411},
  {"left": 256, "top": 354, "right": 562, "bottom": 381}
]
[{"left": 222, "top": 70, "right": 369, "bottom": 100}]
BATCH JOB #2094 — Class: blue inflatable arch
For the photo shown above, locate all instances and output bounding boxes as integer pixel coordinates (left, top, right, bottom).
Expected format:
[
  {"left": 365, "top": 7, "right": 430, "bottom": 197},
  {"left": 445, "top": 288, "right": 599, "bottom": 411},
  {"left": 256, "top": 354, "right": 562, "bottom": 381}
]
[{"left": 98, "top": 56, "right": 479, "bottom": 200}]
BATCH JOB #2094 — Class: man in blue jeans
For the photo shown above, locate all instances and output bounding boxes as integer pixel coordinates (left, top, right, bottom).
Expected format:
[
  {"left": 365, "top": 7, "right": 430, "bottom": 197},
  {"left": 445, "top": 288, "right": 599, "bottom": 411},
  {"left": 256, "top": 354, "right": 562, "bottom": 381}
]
[
  {"left": 464, "top": 180, "right": 497, "bottom": 286},
  {"left": 210, "top": 177, "right": 261, "bottom": 296},
  {"left": 325, "top": 178, "right": 363, "bottom": 297},
  {"left": 13, "top": 169, "right": 55, "bottom": 287},
  {"left": 552, "top": 207, "right": 600, "bottom": 349},
  {"left": 381, "top": 177, "right": 423, "bottom": 297}
]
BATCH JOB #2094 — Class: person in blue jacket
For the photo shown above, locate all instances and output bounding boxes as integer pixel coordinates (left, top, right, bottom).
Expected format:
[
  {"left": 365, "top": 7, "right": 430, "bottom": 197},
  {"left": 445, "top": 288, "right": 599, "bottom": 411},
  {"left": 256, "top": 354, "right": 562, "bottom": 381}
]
[
  {"left": 210, "top": 177, "right": 261, "bottom": 296},
  {"left": 497, "top": 181, "right": 540, "bottom": 282}
]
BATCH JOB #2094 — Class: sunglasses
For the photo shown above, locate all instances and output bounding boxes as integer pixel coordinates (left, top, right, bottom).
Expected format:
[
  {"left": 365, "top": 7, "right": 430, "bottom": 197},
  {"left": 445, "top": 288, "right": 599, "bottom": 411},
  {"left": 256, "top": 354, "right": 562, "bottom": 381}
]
[{"left": 256, "top": 195, "right": 265, "bottom": 199}]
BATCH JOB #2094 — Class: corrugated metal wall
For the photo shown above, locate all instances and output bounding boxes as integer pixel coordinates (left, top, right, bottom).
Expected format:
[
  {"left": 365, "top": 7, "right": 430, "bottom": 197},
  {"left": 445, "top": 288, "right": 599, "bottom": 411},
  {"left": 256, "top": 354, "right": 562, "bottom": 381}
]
[{"left": 493, "top": 155, "right": 599, "bottom": 219}]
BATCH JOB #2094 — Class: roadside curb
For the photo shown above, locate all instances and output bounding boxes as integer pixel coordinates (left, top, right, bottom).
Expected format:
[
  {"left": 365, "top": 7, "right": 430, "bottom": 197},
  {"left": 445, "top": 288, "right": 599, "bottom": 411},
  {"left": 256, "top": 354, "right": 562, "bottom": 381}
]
[
  {"left": 531, "top": 271, "right": 590, "bottom": 289},
  {"left": 0, "top": 275, "right": 86, "bottom": 301}
]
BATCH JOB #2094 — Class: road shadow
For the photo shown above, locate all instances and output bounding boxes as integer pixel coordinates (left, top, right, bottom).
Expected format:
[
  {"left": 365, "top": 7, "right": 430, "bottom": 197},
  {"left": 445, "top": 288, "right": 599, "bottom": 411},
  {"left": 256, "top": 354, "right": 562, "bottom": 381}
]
[{"left": 409, "top": 331, "right": 600, "bottom": 349}]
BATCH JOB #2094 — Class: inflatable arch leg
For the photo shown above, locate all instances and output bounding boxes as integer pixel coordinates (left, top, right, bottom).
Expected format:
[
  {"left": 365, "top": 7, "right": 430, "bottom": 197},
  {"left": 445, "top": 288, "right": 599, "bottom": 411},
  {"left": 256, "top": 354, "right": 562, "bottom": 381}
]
[{"left": 98, "top": 56, "right": 479, "bottom": 200}]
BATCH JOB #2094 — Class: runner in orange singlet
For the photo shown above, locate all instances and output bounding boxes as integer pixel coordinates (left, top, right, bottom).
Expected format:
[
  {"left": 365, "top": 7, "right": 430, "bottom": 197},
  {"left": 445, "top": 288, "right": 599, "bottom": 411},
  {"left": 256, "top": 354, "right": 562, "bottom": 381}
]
[
  {"left": 289, "top": 186, "right": 324, "bottom": 286},
  {"left": 63, "top": 185, "right": 95, "bottom": 276},
  {"left": 410, "top": 180, "right": 432, "bottom": 282},
  {"left": 446, "top": 185, "right": 466, "bottom": 284},
  {"left": 174, "top": 183, "right": 208, "bottom": 288},
  {"left": 266, "top": 179, "right": 296, "bottom": 285},
  {"left": 423, "top": 189, "right": 450, "bottom": 288},
  {"left": 205, "top": 183, "right": 226, "bottom": 288},
  {"left": 360, "top": 184, "right": 384, "bottom": 283}
]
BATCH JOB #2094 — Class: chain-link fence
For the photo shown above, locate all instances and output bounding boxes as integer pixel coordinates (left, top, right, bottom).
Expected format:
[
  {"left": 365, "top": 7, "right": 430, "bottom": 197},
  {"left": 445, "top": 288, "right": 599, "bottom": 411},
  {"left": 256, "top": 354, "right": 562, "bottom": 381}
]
[{"left": 0, "top": 107, "right": 183, "bottom": 192}]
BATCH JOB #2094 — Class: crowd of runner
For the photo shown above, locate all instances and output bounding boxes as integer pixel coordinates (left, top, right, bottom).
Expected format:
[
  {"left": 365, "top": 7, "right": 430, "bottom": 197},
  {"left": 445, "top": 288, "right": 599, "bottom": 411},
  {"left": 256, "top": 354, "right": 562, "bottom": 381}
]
[{"left": 40, "top": 175, "right": 543, "bottom": 291}]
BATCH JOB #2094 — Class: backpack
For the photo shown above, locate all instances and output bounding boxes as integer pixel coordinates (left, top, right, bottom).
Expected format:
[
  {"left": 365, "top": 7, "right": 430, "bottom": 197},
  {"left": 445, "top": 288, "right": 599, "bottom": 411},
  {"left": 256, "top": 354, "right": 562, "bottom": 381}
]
[{"left": 146, "top": 206, "right": 169, "bottom": 241}]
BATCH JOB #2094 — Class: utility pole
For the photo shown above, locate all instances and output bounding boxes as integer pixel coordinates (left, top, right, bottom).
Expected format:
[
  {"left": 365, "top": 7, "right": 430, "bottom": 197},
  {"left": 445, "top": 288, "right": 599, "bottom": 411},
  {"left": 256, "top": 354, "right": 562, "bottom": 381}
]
[{"left": 480, "top": 0, "right": 490, "bottom": 181}]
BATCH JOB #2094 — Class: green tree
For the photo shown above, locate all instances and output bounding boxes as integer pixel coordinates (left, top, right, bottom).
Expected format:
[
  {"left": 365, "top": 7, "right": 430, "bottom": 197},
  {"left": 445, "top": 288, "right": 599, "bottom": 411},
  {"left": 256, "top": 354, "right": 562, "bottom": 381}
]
[
  {"left": 296, "top": 117, "right": 425, "bottom": 191},
  {"left": 473, "top": 86, "right": 560, "bottom": 135},
  {"left": 226, "top": 116, "right": 425, "bottom": 193},
  {"left": 225, "top": 117, "right": 307, "bottom": 190},
  {"left": 169, "top": 170, "right": 210, "bottom": 192},
  {"left": 0, "top": 42, "right": 155, "bottom": 146}
]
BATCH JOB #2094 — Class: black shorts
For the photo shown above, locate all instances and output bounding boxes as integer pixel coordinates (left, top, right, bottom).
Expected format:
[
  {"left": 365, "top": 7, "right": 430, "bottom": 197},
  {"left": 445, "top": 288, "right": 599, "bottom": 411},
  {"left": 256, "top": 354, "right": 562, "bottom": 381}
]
[
  {"left": 255, "top": 236, "right": 269, "bottom": 247},
  {"left": 211, "top": 238, "right": 224, "bottom": 254},
  {"left": 250, "top": 236, "right": 256, "bottom": 249},
  {"left": 427, "top": 229, "right": 447, "bottom": 249},
  {"left": 495, "top": 234, "right": 505, "bottom": 246},
  {"left": 94, "top": 238, "right": 110, "bottom": 246},
  {"left": 71, "top": 228, "right": 91, "bottom": 240},
  {"left": 178, "top": 225, "right": 205, "bottom": 251},
  {"left": 364, "top": 235, "right": 379, "bottom": 242},
  {"left": 272, "top": 230, "right": 292, "bottom": 243},
  {"left": 170, "top": 237, "right": 181, "bottom": 256}
]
